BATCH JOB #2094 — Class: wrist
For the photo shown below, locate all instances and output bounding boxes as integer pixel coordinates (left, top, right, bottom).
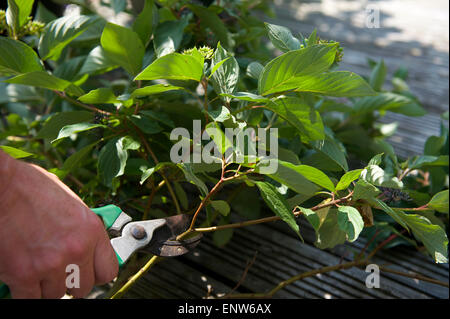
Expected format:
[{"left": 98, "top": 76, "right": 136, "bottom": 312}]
[{"left": 0, "top": 151, "right": 19, "bottom": 201}]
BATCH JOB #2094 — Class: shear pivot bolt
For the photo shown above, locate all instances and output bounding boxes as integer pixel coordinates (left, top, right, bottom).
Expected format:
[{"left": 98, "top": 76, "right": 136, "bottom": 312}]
[{"left": 131, "top": 225, "right": 147, "bottom": 240}]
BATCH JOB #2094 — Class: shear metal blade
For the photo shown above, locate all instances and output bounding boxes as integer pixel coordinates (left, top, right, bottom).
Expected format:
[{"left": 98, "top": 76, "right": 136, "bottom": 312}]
[{"left": 143, "top": 214, "right": 203, "bottom": 257}]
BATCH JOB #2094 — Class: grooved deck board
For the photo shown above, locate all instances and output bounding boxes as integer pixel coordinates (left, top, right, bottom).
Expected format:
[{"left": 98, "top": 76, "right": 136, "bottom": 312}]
[{"left": 127, "top": 216, "right": 448, "bottom": 299}]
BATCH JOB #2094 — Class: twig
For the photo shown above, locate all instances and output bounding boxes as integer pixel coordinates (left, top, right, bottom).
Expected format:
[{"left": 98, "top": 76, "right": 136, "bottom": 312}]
[
  {"left": 53, "top": 91, "right": 112, "bottom": 115},
  {"left": 110, "top": 255, "right": 160, "bottom": 299},
  {"left": 398, "top": 168, "right": 411, "bottom": 181},
  {"left": 378, "top": 266, "right": 449, "bottom": 288},
  {"left": 202, "top": 79, "right": 209, "bottom": 124},
  {"left": 225, "top": 259, "right": 367, "bottom": 299},
  {"left": 393, "top": 205, "right": 430, "bottom": 212},
  {"left": 231, "top": 104, "right": 263, "bottom": 115},
  {"left": 357, "top": 229, "right": 381, "bottom": 260},
  {"left": 223, "top": 251, "right": 258, "bottom": 298},
  {"left": 177, "top": 159, "right": 229, "bottom": 240},
  {"left": 193, "top": 191, "right": 354, "bottom": 234},
  {"left": 134, "top": 125, "right": 181, "bottom": 214},
  {"left": 366, "top": 232, "right": 400, "bottom": 260}
]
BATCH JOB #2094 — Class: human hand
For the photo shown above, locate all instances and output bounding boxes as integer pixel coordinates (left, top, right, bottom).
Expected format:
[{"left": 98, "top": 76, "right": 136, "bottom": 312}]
[{"left": 0, "top": 151, "right": 118, "bottom": 298}]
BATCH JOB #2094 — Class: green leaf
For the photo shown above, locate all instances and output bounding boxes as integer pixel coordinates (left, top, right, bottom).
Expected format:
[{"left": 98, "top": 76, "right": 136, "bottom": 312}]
[
  {"left": 353, "top": 93, "right": 426, "bottom": 117},
  {"left": 100, "top": 22, "right": 145, "bottom": 76},
  {"left": 335, "top": 169, "right": 363, "bottom": 191},
  {"left": 135, "top": 52, "right": 204, "bottom": 82},
  {"left": 360, "top": 165, "right": 403, "bottom": 189},
  {"left": 310, "top": 138, "right": 349, "bottom": 171},
  {"left": 210, "top": 200, "right": 231, "bottom": 216},
  {"left": 279, "top": 161, "right": 335, "bottom": 192},
  {"left": 53, "top": 56, "right": 87, "bottom": 84},
  {"left": 220, "top": 92, "right": 269, "bottom": 103},
  {"left": 78, "top": 88, "right": 119, "bottom": 104},
  {"left": 265, "top": 97, "right": 324, "bottom": 142},
  {"left": 173, "top": 181, "right": 188, "bottom": 210},
  {"left": 246, "top": 61, "right": 264, "bottom": 80},
  {"left": 4, "top": 71, "right": 84, "bottom": 96},
  {"left": 428, "top": 190, "right": 449, "bottom": 213},
  {"left": 6, "top": 0, "right": 33, "bottom": 36},
  {"left": 140, "top": 110, "right": 175, "bottom": 128},
  {"left": 153, "top": 16, "right": 189, "bottom": 58},
  {"left": 424, "top": 135, "right": 446, "bottom": 156},
  {"left": 189, "top": 5, "right": 234, "bottom": 49},
  {"left": 208, "top": 105, "right": 231, "bottom": 122},
  {"left": 140, "top": 162, "right": 174, "bottom": 184},
  {"left": 98, "top": 136, "right": 140, "bottom": 186},
  {"left": 131, "top": 84, "right": 184, "bottom": 98},
  {"left": 98, "top": 138, "right": 127, "bottom": 186},
  {"left": 52, "top": 122, "right": 104, "bottom": 143},
  {"left": 352, "top": 180, "right": 381, "bottom": 201},
  {"left": 369, "top": 59, "right": 386, "bottom": 91},
  {"left": 79, "top": 46, "right": 118, "bottom": 76},
  {"left": 373, "top": 198, "right": 409, "bottom": 230},
  {"left": 0, "top": 83, "right": 42, "bottom": 104},
  {"left": 36, "top": 111, "right": 93, "bottom": 140},
  {"left": 62, "top": 142, "right": 98, "bottom": 175},
  {"left": 395, "top": 212, "right": 448, "bottom": 263},
  {"left": 258, "top": 44, "right": 337, "bottom": 96},
  {"left": 204, "top": 122, "right": 233, "bottom": 156},
  {"left": 293, "top": 71, "right": 376, "bottom": 97},
  {"left": 210, "top": 43, "right": 239, "bottom": 103},
  {"left": 0, "top": 145, "right": 34, "bottom": 159},
  {"left": 307, "top": 28, "right": 317, "bottom": 45},
  {"left": 5, "top": 1, "right": 17, "bottom": 36},
  {"left": 39, "top": 15, "right": 100, "bottom": 61},
  {"left": 230, "top": 187, "right": 261, "bottom": 220},
  {"left": 368, "top": 153, "right": 384, "bottom": 166},
  {"left": 213, "top": 216, "right": 234, "bottom": 247},
  {"left": 277, "top": 147, "right": 301, "bottom": 165},
  {"left": 0, "top": 37, "right": 44, "bottom": 76},
  {"left": 298, "top": 207, "right": 320, "bottom": 231},
  {"left": 337, "top": 206, "right": 364, "bottom": 242},
  {"left": 264, "top": 22, "right": 301, "bottom": 52},
  {"left": 178, "top": 163, "right": 208, "bottom": 196},
  {"left": 133, "top": 0, "right": 157, "bottom": 46},
  {"left": 140, "top": 167, "right": 155, "bottom": 184},
  {"left": 208, "top": 57, "right": 230, "bottom": 79},
  {"left": 255, "top": 181, "right": 302, "bottom": 239},
  {"left": 314, "top": 209, "right": 346, "bottom": 249},
  {"left": 265, "top": 160, "right": 321, "bottom": 196},
  {"left": 129, "top": 114, "right": 162, "bottom": 134},
  {"left": 405, "top": 155, "right": 449, "bottom": 170}
]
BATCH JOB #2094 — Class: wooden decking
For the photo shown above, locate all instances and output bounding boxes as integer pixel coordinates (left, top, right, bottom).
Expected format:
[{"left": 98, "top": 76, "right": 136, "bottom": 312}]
[
  {"left": 120, "top": 0, "right": 449, "bottom": 299},
  {"left": 268, "top": 0, "right": 449, "bottom": 159},
  {"left": 124, "top": 218, "right": 448, "bottom": 299}
]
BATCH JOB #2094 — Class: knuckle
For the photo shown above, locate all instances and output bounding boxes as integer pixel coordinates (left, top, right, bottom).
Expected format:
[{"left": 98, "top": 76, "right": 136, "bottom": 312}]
[
  {"left": 88, "top": 213, "right": 105, "bottom": 231},
  {"left": 64, "top": 239, "right": 89, "bottom": 262},
  {"left": 34, "top": 251, "right": 65, "bottom": 275}
]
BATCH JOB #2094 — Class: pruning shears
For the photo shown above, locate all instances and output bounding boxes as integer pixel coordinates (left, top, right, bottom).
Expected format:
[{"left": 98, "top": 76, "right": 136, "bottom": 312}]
[{"left": 0, "top": 204, "right": 202, "bottom": 298}]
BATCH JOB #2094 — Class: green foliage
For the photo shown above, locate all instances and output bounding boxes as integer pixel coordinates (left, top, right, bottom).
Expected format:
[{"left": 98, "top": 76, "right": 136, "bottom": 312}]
[
  {"left": 256, "top": 181, "right": 302, "bottom": 240},
  {"left": 101, "top": 22, "right": 145, "bottom": 76},
  {"left": 0, "top": 0, "right": 448, "bottom": 287},
  {"left": 0, "top": 37, "right": 44, "bottom": 75}
]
